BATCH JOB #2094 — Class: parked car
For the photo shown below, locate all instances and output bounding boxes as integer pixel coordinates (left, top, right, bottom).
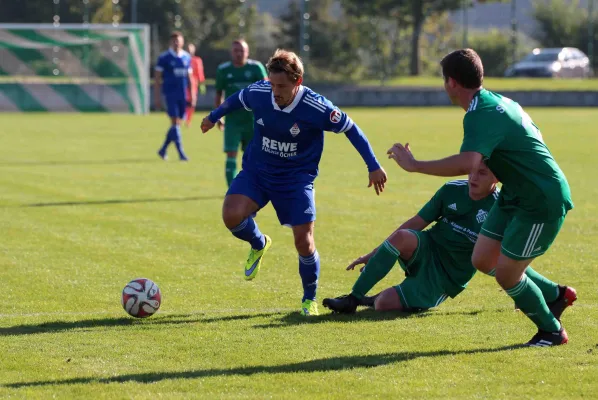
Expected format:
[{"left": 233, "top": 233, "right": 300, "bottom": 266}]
[{"left": 504, "top": 47, "right": 592, "bottom": 78}]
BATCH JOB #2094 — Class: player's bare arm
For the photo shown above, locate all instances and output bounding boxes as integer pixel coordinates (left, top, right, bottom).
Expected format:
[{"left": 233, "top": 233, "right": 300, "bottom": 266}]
[
  {"left": 347, "top": 215, "right": 430, "bottom": 271},
  {"left": 154, "top": 69, "right": 162, "bottom": 110},
  {"left": 387, "top": 142, "right": 482, "bottom": 177},
  {"left": 188, "top": 69, "right": 197, "bottom": 107}
]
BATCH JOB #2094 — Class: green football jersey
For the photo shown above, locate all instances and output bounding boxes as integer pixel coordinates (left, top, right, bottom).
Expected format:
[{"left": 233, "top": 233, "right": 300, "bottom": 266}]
[
  {"left": 215, "top": 59, "right": 268, "bottom": 127},
  {"left": 418, "top": 180, "right": 499, "bottom": 296},
  {"left": 460, "top": 89, "right": 573, "bottom": 220}
]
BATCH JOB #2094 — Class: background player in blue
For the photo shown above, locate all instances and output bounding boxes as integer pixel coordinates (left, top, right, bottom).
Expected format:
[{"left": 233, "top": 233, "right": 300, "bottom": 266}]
[
  {"left": 154, "top": 31, "right": 196, "bottom": 161},
  {"left": 201, "top": 49, "right": 387, "bottom": 316}
]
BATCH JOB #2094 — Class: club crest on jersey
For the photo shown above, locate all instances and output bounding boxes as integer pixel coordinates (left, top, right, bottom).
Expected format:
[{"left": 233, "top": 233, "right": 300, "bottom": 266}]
[
  {"left": 245, "top": 71, "right": 252, "bottom": 78},
  {"left": 290, "top": 123, "right": 300, "bottom": 137},
  {"left": 476, "top": 209, "right": 488, "bottom": 224},
  {"left": 330, "top": 108, "right": 342, "bottom": 124}
]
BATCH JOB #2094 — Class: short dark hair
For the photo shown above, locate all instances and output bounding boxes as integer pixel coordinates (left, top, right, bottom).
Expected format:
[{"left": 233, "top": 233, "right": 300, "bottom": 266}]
[
  {"left": 440, "top": 48, "right": 484, "bottom": 89},
  {"left": 266, "top": 49, "right": 304, "bottom": 82},
  {"left": 170, "top": 31, "right": 183, "bottom": 39}
]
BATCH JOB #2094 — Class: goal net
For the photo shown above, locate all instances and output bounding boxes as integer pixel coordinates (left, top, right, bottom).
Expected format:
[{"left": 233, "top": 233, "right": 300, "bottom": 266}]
[{"left": 0, "top": 24, "right": 149, "bottom": 114}]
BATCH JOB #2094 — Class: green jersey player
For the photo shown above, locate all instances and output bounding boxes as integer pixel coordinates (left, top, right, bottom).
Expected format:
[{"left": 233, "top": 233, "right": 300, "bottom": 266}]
[
  {"left": 386, "top": 48, "right": 576, "bottom": 347},
  {"left": 324, "top": 164, "right": 573, "bottom": 318},
  {"left": 214, "top": 39, "right": 268, "bottom": 187}
]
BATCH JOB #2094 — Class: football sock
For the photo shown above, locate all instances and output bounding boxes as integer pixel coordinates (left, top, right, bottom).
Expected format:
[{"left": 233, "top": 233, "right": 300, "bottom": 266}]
[
  {"left": 351, "top": 240, "right": 399, "bottom": 299},
  {"left": 525, "top": 266, "right": 559, "bottom": 303},
  {"left": 230, "top": 217, "right": 265, "bottom": 250},
  {"left": 159, "top": 126, "right": 174, "bottom": 154},
  {"left": 226, "top": 157, "right": 237, "bottom": 187},
  {"left": 299, "top": 250, "right": 320, "bottom": 301},
  {"left": 172, "top": 125, "right": 187, "bottom": 159},
  {"left": 505, "top": 275, "right": 561, "bottom": 332}
]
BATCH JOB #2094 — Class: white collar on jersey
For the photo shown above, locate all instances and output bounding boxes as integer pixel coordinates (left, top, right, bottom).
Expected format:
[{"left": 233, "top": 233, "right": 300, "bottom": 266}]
[
  {"left": 271, "top": 85, "right": 305, "bottom": 113},
  {"left": 169, "top": 48, "right": 185, "bottom": 58}
]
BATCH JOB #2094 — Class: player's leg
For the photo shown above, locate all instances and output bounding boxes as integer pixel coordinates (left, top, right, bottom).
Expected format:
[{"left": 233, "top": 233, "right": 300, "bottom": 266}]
[
  {"left": 271, "top": 183, "right": 319, "bottom": 315},
  {"left": 185, "top": 87, "right": 197, "bottom": 127},
  {"left": 292, "top": 222, "right": 320, "bottom": 316},
  {"left": 525, "top": 265, "right": 577, "bottom": 320},
  {"left": 223, "top": 125, "right": 241, "bottom": 187},
  {"left": 171, "top": 99, "right": 188, "bottom": 161},
  {"left": 376, "top": 268, "right": 449, "bottom": 313},
  {"left": 223, "top": 171, "right": 271, "bottom": 280},
  {"left": 157, "top": 96, "right": 177, "bottom": 160},
  {"left": 495, "top": 216, "right": 570, "bottom": 346},
  {"left": 323, "top": 229, "right": 420, "bottom": 314}
]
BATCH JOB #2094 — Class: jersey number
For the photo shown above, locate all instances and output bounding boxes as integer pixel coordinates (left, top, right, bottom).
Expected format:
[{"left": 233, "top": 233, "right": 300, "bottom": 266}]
[{"left": 518, "top": 104, "right": 544, "bottom": 143}]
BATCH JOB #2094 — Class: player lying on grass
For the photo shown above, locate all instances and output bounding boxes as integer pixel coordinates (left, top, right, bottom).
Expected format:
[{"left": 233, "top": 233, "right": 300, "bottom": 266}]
[
  {"left": 323, "top": 164, "right": 576, "bottom": 326},
  {"left": 386, "top": 48, "right": 576, "bottom": 347},
  {"left": 201, "top": 49, "right": 387, "bottom": 316}
]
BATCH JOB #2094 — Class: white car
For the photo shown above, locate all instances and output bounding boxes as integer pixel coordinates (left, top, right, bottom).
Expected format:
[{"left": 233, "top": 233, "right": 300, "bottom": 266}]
[{"left": 505, "top": 47, "right": 592, "bottom": 78}]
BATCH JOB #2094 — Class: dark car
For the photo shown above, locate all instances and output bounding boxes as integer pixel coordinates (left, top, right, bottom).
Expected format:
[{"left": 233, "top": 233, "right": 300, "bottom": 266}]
[{"left": 505, "top": 47, "right": 592, "bottom": 78}]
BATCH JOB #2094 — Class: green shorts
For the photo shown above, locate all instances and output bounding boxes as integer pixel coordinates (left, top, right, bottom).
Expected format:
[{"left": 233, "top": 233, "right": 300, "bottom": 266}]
[
  {"left": 393, "top": 230, "right": 450, "bottom": 312},
  {"left": 224, "top": 124, "right": 254, "bottom": 153},
  {"left": 480, "top": 202, "right": 566, "bottom": 261}
]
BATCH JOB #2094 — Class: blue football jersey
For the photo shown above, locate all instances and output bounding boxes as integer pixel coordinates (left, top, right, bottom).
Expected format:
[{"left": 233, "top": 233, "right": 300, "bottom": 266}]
[
  {"left": 155, "top": 49, "right": 192, "bottom": 99},
  {"left": 238, "top": 81, "right": 355, "bottom": 185}
]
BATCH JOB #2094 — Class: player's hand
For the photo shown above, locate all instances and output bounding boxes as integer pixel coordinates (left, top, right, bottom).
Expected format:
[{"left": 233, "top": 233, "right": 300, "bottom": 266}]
[
  {"left": 216, "top": 120, "right": 224, "bottom": 131},
  {"left": 368, "top": 167, "right": 387, "bottom": 195},
  {"left": 387, "top": 142, "right": 418, "bottom": 172},
  {"left": 191, "top": 96, "right": 197, "bottom": 108},
  {"left": 201, "top": 117, "right": 215, "bottom": 134},
  {"left": 347, "top": 252, "right": 374, "bottom": 272}
]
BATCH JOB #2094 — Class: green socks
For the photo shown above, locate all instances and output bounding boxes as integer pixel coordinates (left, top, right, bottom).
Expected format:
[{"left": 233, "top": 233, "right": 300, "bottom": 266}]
[
  {"left": 225, "top": 157, "right": 237, "bottom": 187},
  {"left": 505, "top": 275, "right": 561, "bottom": 332},
  {"left": 525, "top": 266, "right": 559, "bottom": 303},
  {"left": 351, "top": 240, "right": 399, "bottom": 299}
]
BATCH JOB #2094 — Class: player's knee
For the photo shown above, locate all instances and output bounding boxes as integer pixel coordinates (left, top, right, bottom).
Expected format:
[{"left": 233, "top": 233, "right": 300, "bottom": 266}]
[
  {"left": 222, "top": 202, "right": 246, "bottom": 230},
  {"left": 374, "top": 289, "right": 403, "bottom": 311},
  {"left": 494, "top": 266, "right": 524, "bottom": 290},
  {"left": 294, "top": 234, "right": 315, "bottom": 256},
  {"left": 471, "top": 251, "right": 493, "bottom": 274},
  {"left": 387, "top": 230, "right": 409, "bottom": 250}
]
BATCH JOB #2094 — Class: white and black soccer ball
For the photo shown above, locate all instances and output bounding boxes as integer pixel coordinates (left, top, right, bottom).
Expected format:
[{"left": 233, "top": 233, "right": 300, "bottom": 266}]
[{"left": 121, "top": 278, "right": 161, "bottom": 318}]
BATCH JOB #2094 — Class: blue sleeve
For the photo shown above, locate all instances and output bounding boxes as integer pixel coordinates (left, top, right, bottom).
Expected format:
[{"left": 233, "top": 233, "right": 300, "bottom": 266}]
[
  {"left": 155, "top": 54, "right": 166, "bottom": 72},
  {"left": 322, "top": 102, "right": 355, "bottom": 134},
  {"left": 208, "top": 89, "right": 249, "bottom": 123},
  {"left": 344, "top": 123, "right": 381, "bottom": 172}
]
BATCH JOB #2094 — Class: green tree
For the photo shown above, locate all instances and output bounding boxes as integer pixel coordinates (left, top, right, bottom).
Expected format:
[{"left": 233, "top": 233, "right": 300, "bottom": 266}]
[
  {"left": 276, "top": 0, "right": 365, "bottom": 82},
  {"left": 342, "top": 0, "right": 504, "bottom": 76}
]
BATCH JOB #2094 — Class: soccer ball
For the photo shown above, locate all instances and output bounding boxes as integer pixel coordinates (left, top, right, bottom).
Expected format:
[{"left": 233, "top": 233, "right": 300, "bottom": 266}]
[{"left": 121, "top": 278, "right": 161, "bottom": 318}]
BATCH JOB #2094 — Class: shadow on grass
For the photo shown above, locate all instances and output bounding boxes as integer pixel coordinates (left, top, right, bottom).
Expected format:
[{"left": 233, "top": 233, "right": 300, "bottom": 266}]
[
  {"left": 0, "top": 312, "right": 278, "bottom": 336},
  {"left": 252, "top": 307, "right": 502, "bottom": 329},
  {"left": 16, "top": 195, "right": 222, "bottom": 207},
  {"left": 3, "top": 344, "right": 526, "bottom": 388}
]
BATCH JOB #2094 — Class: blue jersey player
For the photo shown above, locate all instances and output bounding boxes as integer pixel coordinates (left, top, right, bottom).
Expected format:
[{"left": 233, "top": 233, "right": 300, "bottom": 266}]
[
  {"left": 201, "top": 49, "right": 387, "bottom": 316},
  {"left": 154, "top": 31, "right": 196, "bottom": 161}
]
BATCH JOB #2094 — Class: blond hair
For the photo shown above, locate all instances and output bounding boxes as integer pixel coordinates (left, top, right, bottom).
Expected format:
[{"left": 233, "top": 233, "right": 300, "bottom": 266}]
[{"left": 266, "top": 49, "right": 304, "bottom": 82}]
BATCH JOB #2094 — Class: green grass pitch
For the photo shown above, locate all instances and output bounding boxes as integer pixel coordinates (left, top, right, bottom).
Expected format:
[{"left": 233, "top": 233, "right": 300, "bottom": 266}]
[{"left": 0, "top": 107, "right": 597, "bottom": 398}]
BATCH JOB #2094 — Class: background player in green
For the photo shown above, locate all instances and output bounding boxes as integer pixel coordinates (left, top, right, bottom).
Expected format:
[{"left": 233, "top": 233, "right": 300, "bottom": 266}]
[
  {"left": 215, "top": 39, "right": 267, "bottom": 187},
  {"left": 387, "top": 48, "right": 576, "bottom": 347}
]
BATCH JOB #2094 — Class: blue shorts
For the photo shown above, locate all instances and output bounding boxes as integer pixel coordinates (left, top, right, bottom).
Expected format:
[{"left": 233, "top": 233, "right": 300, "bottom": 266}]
[
  {"left": 227, "top": 170, "right": 316, "bottom": 227},
  {"left": 165, "top": 95, "right": 187, "bottom": 119}
]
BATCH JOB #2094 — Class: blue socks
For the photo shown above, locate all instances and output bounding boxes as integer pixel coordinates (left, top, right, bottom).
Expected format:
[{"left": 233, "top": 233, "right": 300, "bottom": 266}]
[
  {"left": 230, "top": 217, "right": 265, "bottom": 250},
  {"left": 299, "top": 250, "right": 320, "bottom": 301},
  {"left": 159, "top": 125, "right": 187, "bottom": 160}
]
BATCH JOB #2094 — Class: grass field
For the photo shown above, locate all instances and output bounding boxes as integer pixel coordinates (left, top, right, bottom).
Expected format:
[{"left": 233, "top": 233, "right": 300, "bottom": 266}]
[
  {"left": 1, "top": 108, "right": 597, "bottom": 399},
  {"left": 359, "top": 77, "right": 598, "bottom": 91}
]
